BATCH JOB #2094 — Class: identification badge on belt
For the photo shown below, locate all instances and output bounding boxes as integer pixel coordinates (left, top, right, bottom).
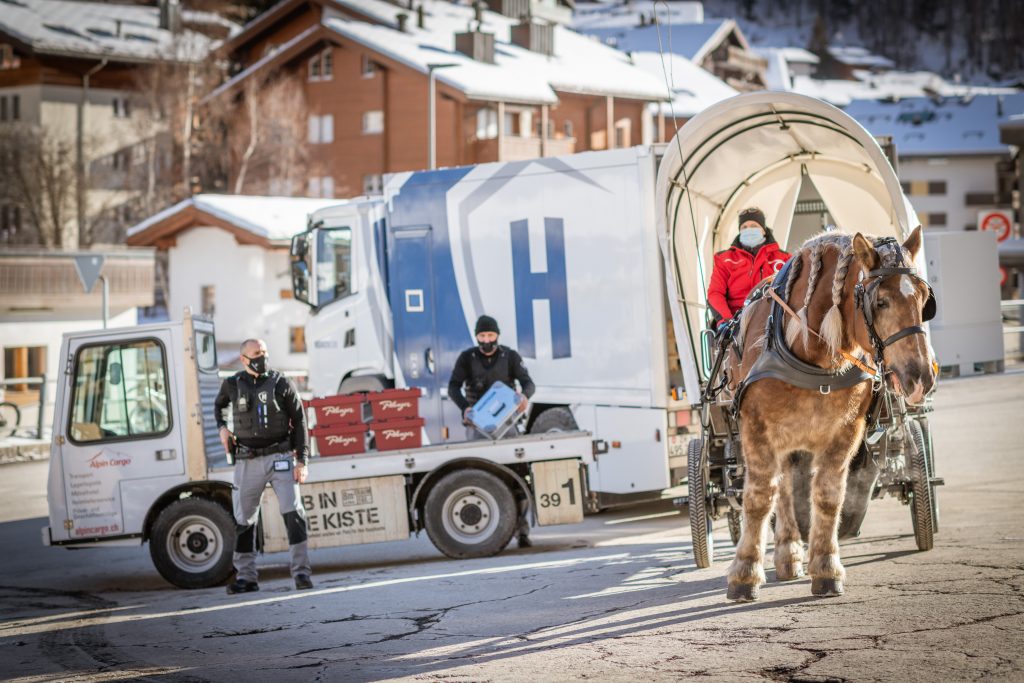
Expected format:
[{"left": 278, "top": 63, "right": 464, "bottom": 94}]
[{"left": 273, "top": 459, "right": 292, "bottom": 472}]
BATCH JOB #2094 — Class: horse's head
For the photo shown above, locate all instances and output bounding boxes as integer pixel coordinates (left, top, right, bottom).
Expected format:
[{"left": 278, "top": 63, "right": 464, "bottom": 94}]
[{"left": 851, "top": 227, "right": 936, "bottom": 405}]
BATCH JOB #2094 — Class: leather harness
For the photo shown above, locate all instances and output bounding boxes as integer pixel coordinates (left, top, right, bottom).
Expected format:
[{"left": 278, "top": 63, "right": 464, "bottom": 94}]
[{"left": 731, "top": 239, "right": 935, "bottom": 410}]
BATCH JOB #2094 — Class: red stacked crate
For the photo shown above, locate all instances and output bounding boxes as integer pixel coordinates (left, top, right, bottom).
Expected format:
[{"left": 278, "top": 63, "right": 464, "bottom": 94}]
[
  {"left": 308, "top": 394, "right": 368, "bottom": 457},
  {"left": 367, "top": 388, "right": 424, "bottom": 451}
]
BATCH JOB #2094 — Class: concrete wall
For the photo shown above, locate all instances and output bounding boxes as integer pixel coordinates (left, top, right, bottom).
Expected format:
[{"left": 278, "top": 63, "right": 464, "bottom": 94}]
[
  {"left": 167, "top": 227, "right": 309, "bottom": 371},
  {"left": 899, "top": 155, "right": 1004, "bottom": 232}
]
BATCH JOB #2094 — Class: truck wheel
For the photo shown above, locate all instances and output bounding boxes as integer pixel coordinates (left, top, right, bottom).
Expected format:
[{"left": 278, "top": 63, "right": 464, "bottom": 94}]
[
  {"left": 149, "top": 498, "right": 235, "bottom": 589},
  {"left": 530, "top": 407, "right": 577, "bottom": 433},
  {"left": 424, "top": 470, "right": 517, "bottom": 559}
]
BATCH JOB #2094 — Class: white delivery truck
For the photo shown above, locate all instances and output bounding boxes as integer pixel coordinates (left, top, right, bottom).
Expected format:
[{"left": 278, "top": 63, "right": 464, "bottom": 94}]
[
  {"left": 42, "top": 309, "right": 595, "bottom": 588},
  {"left": 291, "top": 146, "right": 697, "bottom": 510}
]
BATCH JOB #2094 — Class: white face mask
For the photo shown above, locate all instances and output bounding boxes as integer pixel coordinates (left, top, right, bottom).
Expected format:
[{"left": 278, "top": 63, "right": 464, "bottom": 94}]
[{"left": 739, "top": 227, "right": 765, "bottom": 248}]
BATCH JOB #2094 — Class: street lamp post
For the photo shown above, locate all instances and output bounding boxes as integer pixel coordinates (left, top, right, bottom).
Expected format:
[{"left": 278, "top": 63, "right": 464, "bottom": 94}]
[{"left": 427, "top": 63, "right": 457, "bottom": 170}]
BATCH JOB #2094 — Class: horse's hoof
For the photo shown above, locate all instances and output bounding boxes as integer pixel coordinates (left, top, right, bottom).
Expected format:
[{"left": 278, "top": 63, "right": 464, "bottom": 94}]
[
  {"left": 775, "top": 565, "right": 805, "bottom": 582},
  {"left": 811, "top": 578, "right": 844, "bottom": 597},
  {"left": 727, "top": 583, "right": 760, "bottom": 602}
]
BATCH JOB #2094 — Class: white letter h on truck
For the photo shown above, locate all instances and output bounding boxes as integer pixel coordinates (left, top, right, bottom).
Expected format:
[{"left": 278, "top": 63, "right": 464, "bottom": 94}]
[{"left": 510, "top": 218, "right": 572, "bottom": 359}]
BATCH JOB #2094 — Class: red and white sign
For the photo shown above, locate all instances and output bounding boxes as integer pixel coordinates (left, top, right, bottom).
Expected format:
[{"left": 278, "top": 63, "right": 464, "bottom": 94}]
[
  {"left": 1000, "top": 266, "right": 1008, "bottom": 287},
  {"left": 978, "top": 210, "right": 1013, "bottom": 242}
]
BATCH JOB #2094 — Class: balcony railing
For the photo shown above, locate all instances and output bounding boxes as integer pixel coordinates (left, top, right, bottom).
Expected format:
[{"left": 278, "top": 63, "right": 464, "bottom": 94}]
[
  {"left": 470, "top": 136, "right": 576, "bottom": 163},
  {"left": 0, "top": 249, "right": 155, "bottom": 311}
]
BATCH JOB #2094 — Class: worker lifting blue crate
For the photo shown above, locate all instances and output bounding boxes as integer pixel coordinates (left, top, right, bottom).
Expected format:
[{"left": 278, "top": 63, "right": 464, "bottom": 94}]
[{"left": 468, "top": 381, "right": 523, "bottom": 440}]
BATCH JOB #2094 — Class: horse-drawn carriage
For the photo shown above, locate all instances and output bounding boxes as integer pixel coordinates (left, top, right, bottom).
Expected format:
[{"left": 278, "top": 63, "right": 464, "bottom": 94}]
[{"left": 655, "top": 93, "right": 943, "bottom": 600}]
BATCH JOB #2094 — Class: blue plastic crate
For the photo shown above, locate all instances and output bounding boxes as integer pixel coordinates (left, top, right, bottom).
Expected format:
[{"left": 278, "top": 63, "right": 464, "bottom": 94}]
[{"left": 468, "top": 381, "right": 522, "bottom": 439}]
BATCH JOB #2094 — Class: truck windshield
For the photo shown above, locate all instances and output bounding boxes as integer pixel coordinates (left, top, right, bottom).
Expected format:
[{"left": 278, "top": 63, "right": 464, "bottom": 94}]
[
  {"left": 316, "top": 227, "right": 353, "bottom": 307},
  {"left": 68, "top": 339, "right": 171, "bottom": 443}
]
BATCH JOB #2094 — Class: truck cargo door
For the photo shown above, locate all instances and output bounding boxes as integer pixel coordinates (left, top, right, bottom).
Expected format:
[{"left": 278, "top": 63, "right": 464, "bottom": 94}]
[
  {"left": 389, "top": 227, "right": 443, "bottom": 439},
  {"left": 53, "top": 330, "right": 185, "bottom": 542}
]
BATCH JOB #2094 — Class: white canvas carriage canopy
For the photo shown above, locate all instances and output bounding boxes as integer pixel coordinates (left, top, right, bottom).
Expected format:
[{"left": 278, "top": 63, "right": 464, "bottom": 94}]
[{"left": 655, "top": 92, "right": 921, "bottom": 405}]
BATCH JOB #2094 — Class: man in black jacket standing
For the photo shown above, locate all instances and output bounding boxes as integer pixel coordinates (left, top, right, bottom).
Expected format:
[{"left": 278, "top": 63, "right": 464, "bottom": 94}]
[
  {"left": 215, "top": 338, "right": 313, "bottom": 594},
  {"left": 448, "top": 315, "right": 536, "bottom": 547}
]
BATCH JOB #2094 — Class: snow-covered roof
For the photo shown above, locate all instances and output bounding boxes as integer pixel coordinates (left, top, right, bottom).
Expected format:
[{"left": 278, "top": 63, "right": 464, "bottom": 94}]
[
  {"left": 127, "top": 195, "right": 345, "bottom": 243},
  {"left": 319, "top": 0, "right": 667, "bottom": 103},
  {"left": 827, "top": 46, "right": 894, "bottom": 70},
  {"left": 785, "top": 70, "right": 1020, "bottom": 108},
  {"left": 632, "top": 51, "right": 737, "bottom": 119},
  {"left": 572, "top": 18, "right": 735, "bottom": 64},
  {"left": 843, "top": 93, "right": 1024, "bottom": 157},
  {"left": 0, "top": 0, "right": 235, "bottom": 62},
  {"left": 571, "top": 1, "right": 704, "bottom": 30}
]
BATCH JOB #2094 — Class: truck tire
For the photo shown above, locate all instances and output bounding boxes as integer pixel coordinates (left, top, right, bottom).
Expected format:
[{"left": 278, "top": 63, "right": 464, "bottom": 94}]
[
  {"left": 339, "top": 375, "right": 387, "bottom": 394},
  {"left": 530, "top": 407, "right": 577, "bottom": 433},
  {"left": 149, "top": 498, "right": 235, "bottom": 589},
  {"left": 423, "top": 469, "right": 517, "bottom": 559}
]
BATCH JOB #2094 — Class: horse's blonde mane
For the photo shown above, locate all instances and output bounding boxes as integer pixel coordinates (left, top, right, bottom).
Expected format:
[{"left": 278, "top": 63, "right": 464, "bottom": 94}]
[{"left": 785, "top": 232, "right": 859, "bottom": 357}]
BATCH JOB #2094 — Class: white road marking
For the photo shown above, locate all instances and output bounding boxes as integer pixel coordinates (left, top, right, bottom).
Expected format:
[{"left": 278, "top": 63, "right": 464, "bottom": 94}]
[
  {"left": 1, "top": 553, "right": 630, "bottom": 638},
  {"left": 604, "top": 510, "right": 682, "bottom": 525}
]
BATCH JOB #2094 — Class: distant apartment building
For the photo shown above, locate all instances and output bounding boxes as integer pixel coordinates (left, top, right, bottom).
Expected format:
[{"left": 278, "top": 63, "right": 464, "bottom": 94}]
[
  {"left": 571, "top": 1, "right": 767, "bottom": 92},
  {"left": 0, "top": 0, "right": 233, "bottom": 248},
  {"left": 844, "top": 94, "right": 1023, "bottom": 232},
  {"left": 206, "top": 0, "right": 668, "bottom": 199}
]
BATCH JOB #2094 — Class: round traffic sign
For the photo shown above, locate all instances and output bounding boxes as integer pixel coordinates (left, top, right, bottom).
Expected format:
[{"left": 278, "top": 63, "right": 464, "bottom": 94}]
[{"left": 979, "top": 211, "right": 1012, "bottom": 242}]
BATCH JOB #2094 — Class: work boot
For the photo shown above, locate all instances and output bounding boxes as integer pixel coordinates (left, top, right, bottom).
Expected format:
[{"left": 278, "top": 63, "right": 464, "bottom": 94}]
[
  {"left": 226, "top": 578, "right": 259, "bottom": 595},
  {"left": 517, "top": 534, "right": 533, "bottom": 549},
  {"left": 295, "top": 574, "right": 314, "bottom": 590}
]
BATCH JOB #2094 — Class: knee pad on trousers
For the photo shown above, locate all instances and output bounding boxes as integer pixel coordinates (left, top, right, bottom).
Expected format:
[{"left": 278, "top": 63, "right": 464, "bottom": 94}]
[
  {"left": 283, "top": 510, "right": 308, "bottom": 546},
  {"left": 236, "top": 523, "right": 258, "bottom": 553}
]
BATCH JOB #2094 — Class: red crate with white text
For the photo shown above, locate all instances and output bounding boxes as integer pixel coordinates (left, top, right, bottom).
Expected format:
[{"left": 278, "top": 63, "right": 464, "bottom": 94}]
[
  {"left": 311, "top": 423, "right": 368, "bottom": 456},
  {"left": 308, "top": 394, "right": 365, "bottom": 427},
  {"left": 372, "top": 417, "right": 425, "bottom": 451}
]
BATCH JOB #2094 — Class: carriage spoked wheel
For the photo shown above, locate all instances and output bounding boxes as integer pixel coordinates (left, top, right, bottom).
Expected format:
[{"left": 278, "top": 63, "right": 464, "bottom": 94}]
[
  {"left": 687, "top": 437, "right": 715, "bottom": 568},
  {"left": 906, "top": 417, "right": 936, "bottom": 551}
]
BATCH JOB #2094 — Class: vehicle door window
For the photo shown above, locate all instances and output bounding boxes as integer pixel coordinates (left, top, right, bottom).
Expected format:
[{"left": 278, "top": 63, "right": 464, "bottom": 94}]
[
  {"left": 195, "top": 330, "right": 217, "bottom": 371},
  {"left": 316, "top": 227, "right": 353, "bottom": 306},
  {"left": 69, "top": 339, "right": 171, "bottom": 443}
]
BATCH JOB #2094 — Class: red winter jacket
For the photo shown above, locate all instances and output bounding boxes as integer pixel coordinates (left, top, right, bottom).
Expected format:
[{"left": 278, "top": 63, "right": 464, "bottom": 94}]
[{"left": 707, "top": 238, "right": 790, "bottom": 322}]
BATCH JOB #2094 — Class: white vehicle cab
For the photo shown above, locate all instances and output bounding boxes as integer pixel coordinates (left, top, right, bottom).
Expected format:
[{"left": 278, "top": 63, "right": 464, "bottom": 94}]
[{"left": 43, "top": 310, "right": 594, "bottom": 588}]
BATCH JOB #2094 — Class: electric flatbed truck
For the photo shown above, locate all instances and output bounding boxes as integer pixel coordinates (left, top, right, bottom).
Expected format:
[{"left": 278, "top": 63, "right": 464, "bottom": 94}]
[{"left": 42, "top": 310, "right": 595, "bottom": 588}]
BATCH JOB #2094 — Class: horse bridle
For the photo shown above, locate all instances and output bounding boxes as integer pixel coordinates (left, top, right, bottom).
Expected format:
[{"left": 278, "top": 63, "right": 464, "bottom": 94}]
[{"left": 854, "top": 237, "right": 937, "bottom": 365}]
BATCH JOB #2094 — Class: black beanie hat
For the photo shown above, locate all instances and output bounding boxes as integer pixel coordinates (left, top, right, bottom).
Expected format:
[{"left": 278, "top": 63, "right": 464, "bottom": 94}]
[
  {"left": 475, "top": 315, "right": 500, "bottom": 335},
  {"left": 739, "top": 207, "right": 766, "bottom": 229}
]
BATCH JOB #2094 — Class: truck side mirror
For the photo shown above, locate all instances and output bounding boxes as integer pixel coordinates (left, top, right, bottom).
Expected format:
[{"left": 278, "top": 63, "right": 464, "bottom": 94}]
[
  {"left": 291, "top": 234, "right": 308, "bottom": 259},
  {"left": 109, "top": 362, "right": 123, "bottom": 386}
]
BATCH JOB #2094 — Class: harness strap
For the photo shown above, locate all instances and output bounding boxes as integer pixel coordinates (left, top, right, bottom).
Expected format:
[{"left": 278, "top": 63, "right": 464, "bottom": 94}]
[{"left": 766, "top": 288, "right": 879, "bottom": 379}]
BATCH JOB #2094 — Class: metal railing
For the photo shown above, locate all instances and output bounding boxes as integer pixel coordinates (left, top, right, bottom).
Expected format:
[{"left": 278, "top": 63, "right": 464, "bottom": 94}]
[{"left": 0, "top": 375, "right": 47, "bottom": 439}]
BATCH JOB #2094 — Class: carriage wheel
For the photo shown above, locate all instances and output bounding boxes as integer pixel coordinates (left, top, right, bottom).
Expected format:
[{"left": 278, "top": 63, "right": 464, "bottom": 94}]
[
  {"left": 907, "top": 419, "right": 935, "bottom": 551},
  {"left": 727, "top": 508, "right": 742, "bottom": 546},
  {"left": 914, "top": 417, "right": 939, "bottom": 533},
  {"left": 687, "top": 437, "right": 714, "bottom": 568}
]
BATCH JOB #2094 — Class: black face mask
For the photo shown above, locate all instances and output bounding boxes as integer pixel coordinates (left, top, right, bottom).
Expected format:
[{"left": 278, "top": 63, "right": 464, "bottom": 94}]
[
  {"left": 478, "top": 341, "right": 497, "bottom": 354},
  {"left": 247, "top": 355, "right": 268, "bottom": 375}
]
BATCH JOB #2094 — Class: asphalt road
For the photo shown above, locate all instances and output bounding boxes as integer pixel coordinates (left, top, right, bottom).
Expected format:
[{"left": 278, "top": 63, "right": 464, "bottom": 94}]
[{"left": 1, "top": 371, "right": 1022, "bottom": 682}]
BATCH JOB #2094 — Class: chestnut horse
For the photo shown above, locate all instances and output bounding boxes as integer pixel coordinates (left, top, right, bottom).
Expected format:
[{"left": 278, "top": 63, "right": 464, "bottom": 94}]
[{"left": 723, "top": 227, "right": 935, "bottom": 601}]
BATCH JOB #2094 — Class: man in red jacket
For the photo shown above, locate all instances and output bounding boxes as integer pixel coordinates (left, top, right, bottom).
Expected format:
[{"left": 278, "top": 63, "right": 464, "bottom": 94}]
[{"left": 708, "top": 207, "right": 790, "bottom": 330}]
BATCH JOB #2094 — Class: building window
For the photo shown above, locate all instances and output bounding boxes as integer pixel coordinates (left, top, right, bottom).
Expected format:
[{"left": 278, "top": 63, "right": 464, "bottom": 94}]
[
  {"left": 201, "top": 285, "right": 215, "bottom": 316},
  {"left": 290, "top": 326, "right": 307, "bottom": 354},
  {"left": 475, "top": 108, "right": 497, "bottom": 140},
  {"left": 363, "top": 174, "right": 383, "bottom": 195},
  {"left": 614, "top": 118, "right": 631, "bottom": 148},
  {"left": 928, "top": 180, "right": 947, "bottom": 195},
  {"left": 308, "top": 176, "right": 334, "bottom": 198},
  {"left": 928, "top": 212, "right": 947, "bottom": 227},
  {"left": 504, "top": 111, "right": 516, "bottom": 136},
  {"left": 308, "top": 114, "right": 333, "bottom": 144},
  {"left": 519, "top": 110, "right": 532, "bottom": 138},
  {"left": 563, "top": 119, "right": 574, "bottom": 138},
  {"left": 361, "top": 54, "right": 377, "bottom": 78},
  {"left": 900, "top": 180, "right": 911, "bottom": 194},
  {"left": 0, "top": 44, "right": 20, "bottom": 70},
  {"left": 0, "top": 204, "right": 21, "bottom": 242},
  {"left": 362, "top": 110, "right": 384, "bottom": 134},
  {"left": 113, "top": 97, "right": 131, "bottom": 119},
  {"left": 0, "top": 95, "right": 14, "bottom": 122},
  {"left": 308, "top": 48, "right": 333, "bottom": 82}
]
